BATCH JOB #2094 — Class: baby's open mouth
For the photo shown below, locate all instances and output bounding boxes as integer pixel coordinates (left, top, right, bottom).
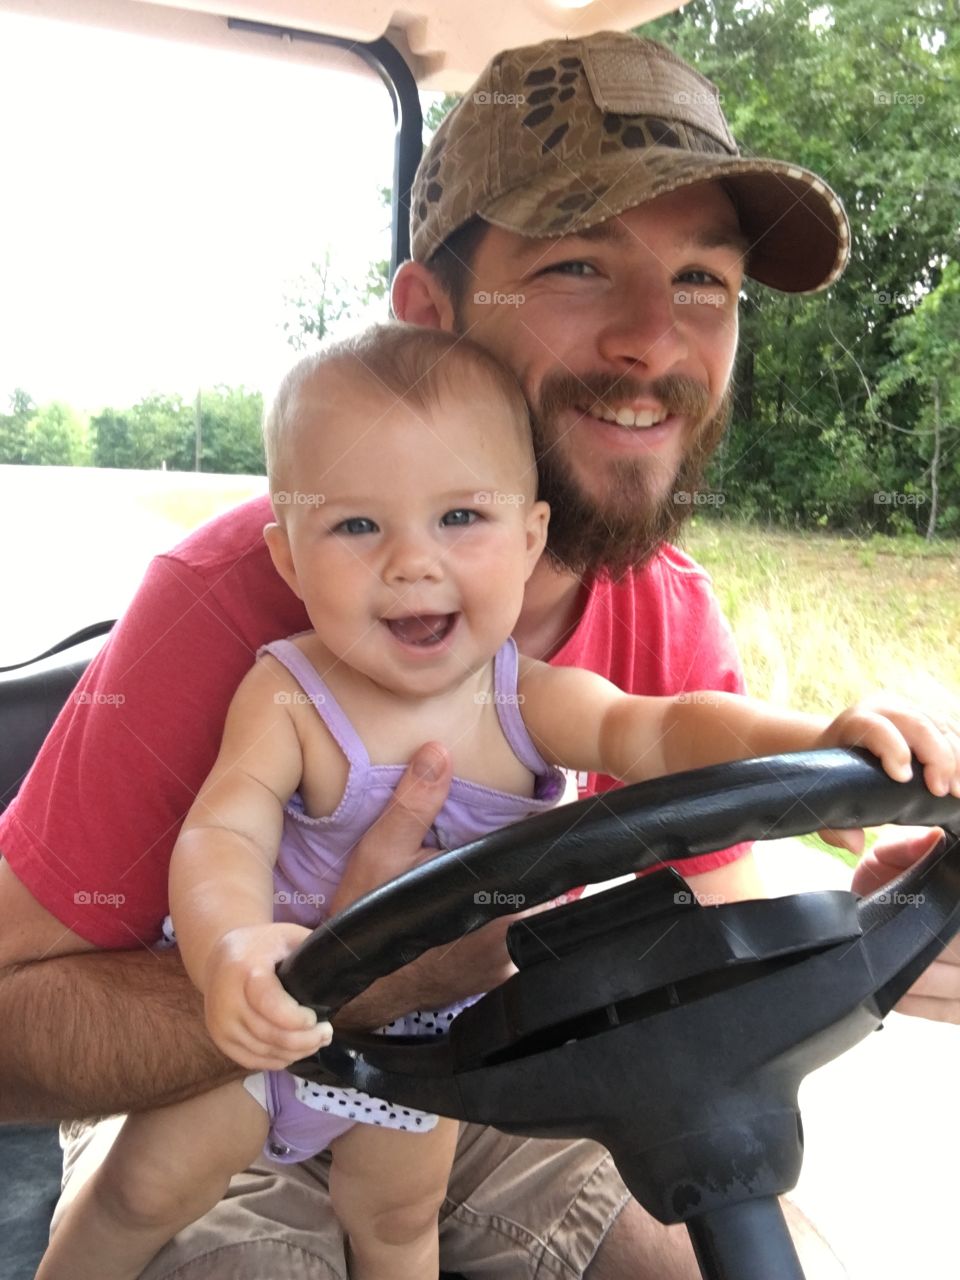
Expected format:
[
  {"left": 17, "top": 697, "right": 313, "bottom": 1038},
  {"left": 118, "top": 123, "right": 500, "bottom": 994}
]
[{"left": 382, "top": 613, "right": 458, "bottom": 646}]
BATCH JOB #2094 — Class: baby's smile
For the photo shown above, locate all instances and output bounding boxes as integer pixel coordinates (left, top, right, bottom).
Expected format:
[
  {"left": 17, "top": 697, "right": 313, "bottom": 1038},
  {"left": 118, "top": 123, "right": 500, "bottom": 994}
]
[{"left": 381, "top": 612, "right": 460, "bottom": 648}]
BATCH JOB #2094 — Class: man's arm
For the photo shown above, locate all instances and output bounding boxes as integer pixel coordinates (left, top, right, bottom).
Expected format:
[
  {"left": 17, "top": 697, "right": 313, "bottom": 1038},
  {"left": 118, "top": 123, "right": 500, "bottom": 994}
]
[
  {"left": 0, "top": 742, "right": 516, "bottom": 1120},
  {"left": 0, "top": 858, "right": 237, "bottom": 1122}
]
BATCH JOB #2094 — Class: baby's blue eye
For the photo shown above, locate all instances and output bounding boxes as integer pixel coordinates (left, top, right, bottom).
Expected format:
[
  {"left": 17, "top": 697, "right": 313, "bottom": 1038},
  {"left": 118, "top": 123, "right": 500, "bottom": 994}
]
[
  {"left": 441, "top": 509, "right": 478, "bottom": 527},
  {"left": 334, "top": 517, "right": 378, "bottom": 535}
]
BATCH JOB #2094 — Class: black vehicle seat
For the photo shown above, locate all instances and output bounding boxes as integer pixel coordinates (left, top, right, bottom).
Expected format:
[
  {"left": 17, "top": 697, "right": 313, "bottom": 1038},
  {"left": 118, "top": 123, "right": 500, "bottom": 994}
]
[
  {"left": 0, "top": 624, "right": 114, "bottom": 813},
  {"left": 0, "top": 627, "right": 112, "bottom": 1280}
]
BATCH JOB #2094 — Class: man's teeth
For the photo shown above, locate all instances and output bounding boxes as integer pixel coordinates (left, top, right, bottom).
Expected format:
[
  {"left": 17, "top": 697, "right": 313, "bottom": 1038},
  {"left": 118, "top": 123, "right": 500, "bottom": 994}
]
[{"left": 589, "top": 405, "right": 668, "bottom": 428}]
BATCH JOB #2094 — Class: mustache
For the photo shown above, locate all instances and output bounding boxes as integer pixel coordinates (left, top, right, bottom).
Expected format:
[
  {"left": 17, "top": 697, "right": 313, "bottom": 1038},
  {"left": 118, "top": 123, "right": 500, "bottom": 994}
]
[{"left": 535, "top": 370, "right": 711, "bottom": 432}]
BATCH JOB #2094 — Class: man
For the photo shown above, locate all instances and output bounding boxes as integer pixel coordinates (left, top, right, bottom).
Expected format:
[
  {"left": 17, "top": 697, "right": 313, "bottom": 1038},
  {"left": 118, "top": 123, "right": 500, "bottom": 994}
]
[{"left": 0, "top": 30, "right": 954, "bottom": 1279}]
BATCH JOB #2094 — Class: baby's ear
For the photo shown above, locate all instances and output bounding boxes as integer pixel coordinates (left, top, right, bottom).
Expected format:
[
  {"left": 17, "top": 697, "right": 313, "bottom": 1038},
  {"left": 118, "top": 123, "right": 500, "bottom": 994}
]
[
  {"left": 263, "top": 522, "right": 303, "bottom": 600},
  {"left": 524, "top": 500, "right": 550, "bottom": 576}
]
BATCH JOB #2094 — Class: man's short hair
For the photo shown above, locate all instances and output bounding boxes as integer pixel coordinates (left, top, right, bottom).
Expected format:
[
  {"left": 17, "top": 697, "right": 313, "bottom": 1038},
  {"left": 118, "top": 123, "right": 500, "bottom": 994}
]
[
  {"left": 264, "top": 323, "right": 533, "bottom": 497},
  {"left": 411, "top": 31, "right": 850, "bottom": 296},
  {"left": 424, "top": 216, "right": 488, "bottom": 320}
]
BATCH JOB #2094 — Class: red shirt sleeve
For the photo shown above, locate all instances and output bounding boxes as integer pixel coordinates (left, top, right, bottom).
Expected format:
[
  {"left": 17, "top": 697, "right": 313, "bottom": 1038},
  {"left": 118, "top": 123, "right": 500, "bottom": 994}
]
[
  {"left": 552, "top": 548, "right": 752, "bottom": 882},
  {"left": 0, "top": 507, "right": 307, "bottom": 948}
]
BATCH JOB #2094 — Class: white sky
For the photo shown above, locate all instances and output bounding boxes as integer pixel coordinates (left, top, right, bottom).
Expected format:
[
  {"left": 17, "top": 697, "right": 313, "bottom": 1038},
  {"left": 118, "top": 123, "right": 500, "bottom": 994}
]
[{"left": 0, "top": 9, "right": 403, "bottom": 412}]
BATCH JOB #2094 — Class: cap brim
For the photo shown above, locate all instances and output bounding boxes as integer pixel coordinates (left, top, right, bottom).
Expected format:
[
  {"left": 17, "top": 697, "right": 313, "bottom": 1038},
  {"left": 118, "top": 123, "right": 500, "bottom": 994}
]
[{"left": 480, "top": 151, "right": 850, "bottom": 294}]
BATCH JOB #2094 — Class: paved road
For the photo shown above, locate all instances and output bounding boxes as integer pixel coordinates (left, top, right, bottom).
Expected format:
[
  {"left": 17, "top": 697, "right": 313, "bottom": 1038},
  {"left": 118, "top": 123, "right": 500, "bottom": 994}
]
[
  {"left": 757, "top": 842, "right": 960, "bottom": 1280},
  {"left": 0, "top": 465, "right": 265, "bottom": 666}
]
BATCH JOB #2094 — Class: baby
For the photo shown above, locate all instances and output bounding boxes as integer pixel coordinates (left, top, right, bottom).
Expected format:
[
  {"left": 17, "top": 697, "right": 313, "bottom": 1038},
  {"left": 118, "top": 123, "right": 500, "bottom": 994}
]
[{"left": 38, "top": 323, "right": 960, "bottom": 1280}]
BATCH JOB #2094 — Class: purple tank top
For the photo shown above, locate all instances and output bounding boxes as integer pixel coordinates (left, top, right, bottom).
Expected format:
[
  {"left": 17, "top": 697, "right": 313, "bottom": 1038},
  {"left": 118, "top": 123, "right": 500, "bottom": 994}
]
[{"left": 260, "top": 635, "right": 566, "bottom": 928}]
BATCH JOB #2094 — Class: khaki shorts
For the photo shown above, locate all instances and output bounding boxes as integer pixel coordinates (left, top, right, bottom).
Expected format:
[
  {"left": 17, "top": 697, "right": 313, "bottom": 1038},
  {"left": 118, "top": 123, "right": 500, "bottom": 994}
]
[{"left": 56, "top": 1116, "right": 631, "bottom": 1279}]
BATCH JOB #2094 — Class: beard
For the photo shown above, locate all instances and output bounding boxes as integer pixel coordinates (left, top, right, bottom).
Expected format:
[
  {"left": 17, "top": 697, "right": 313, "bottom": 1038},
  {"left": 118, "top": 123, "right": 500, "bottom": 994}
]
[{"left": 531, "top": 370, "right": 732, "bottom": 582}]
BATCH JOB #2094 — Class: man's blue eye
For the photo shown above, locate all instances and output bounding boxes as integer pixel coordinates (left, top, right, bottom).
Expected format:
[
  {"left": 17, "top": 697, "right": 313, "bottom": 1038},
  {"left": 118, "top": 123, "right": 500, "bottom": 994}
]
[
  {"left": 441, "top": 509, "right": 477, "bottom": 527},
  {"left": 543, "top": 260, "right": 595, "bottom": 276},
  {"left": 678, "top": 270, "right": 725, "bottom": 287},
  {"left": 335, "top": 517, "right": 378, "bottom": 535}
]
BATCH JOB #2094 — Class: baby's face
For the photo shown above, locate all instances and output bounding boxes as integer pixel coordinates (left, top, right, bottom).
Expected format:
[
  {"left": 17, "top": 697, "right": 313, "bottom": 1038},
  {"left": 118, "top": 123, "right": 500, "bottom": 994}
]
[{"left": 266, "top": 369, "right": 548, "bottom": 698}]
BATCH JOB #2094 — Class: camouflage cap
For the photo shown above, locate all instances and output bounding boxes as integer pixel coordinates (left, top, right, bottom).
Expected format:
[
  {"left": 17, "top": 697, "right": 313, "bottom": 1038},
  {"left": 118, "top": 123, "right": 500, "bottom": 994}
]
[{"left": 411, "top": 32, "right": 849, "bottom": 294}]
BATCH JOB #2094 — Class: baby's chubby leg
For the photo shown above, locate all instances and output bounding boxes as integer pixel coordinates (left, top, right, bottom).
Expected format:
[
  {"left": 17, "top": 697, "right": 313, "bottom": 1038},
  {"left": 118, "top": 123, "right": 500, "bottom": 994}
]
[
  {"left": 329, "top": 1115, "right": 459, "bottom": 1280},
  {"left": 36, "top": 1079, "right": 268, "bottom": 1280}
]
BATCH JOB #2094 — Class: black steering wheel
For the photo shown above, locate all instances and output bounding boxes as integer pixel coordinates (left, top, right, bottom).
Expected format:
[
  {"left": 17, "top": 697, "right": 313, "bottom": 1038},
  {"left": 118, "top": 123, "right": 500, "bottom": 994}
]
[{"left": 278, "top": 749, "right": 960, "bottom": 1280}]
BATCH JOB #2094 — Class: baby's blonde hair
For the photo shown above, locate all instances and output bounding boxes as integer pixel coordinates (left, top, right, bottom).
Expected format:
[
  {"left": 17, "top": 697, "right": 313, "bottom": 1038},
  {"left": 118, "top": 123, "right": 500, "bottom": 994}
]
[{"left": 263, "top": 323, "right": 534, "bottom": 503}]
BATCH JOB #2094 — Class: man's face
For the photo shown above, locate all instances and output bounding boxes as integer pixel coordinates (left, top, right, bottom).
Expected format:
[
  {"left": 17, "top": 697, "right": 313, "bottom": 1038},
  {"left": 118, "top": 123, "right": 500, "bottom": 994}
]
[{"left": 455, "top": 182, "right": 744, "bottom": 578}]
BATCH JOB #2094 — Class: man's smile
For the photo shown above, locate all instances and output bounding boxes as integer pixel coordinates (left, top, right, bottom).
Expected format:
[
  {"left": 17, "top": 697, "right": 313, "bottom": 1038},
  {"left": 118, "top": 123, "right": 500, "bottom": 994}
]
[
  {"left": 577, "top": 398, "right": 670, "bottom": 429},
  {"left": 563, "top": 403, "right": 682, "bottom": 453}
]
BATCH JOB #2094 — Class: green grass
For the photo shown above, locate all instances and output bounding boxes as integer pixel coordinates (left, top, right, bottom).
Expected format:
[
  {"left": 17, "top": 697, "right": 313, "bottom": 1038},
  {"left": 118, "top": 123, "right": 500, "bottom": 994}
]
[
  {"left": 683, "top": 519, "right": 960, "bottom": 717},
  {"left": 681, "top": 519, "right": 960, "bottom": 864}
]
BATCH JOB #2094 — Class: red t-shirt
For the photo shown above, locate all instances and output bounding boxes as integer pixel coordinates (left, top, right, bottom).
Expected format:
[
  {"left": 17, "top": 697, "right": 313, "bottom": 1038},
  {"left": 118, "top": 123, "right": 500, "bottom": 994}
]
[{"left": 0, "top": 496, "right": 748, "bottom": 949}]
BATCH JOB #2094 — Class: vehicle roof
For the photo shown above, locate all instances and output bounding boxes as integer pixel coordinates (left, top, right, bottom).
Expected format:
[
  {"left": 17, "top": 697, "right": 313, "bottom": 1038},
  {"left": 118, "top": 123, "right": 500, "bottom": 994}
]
[{"left": 8, "top": 0, "right": 683, "bottom": 89}]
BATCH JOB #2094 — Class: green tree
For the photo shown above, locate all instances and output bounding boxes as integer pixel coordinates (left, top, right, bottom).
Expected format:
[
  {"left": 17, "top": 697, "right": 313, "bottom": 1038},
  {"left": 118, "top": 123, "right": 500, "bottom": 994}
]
[
  {"left": 91, "top": 409, "right": 140, "bottom": 469},
  {"left": 282, "top": 248, "right": 358, "bottom": 351},
  {"left": 93, "top": 393, "right": 192, "bottom": 470},
  {"left": 22, "top": 401, "right": 89, "bottom": 466},
  {"left": 0, "top": 388, "right": 36, "bottom": 464},
  {"left": 644, "top": 0, "right": 960, "bottom": 532},
  {"left": 192, "top": 386, "right": 265, "bottom": 475},
  {"left": 874, "top": 260, "right": 960, "bottom": 536}
]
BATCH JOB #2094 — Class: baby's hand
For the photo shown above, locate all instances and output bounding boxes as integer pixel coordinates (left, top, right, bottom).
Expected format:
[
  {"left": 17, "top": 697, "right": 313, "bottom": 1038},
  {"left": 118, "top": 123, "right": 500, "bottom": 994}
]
[
  {"left": 815, "top": 699, "right": 960, "bottom": 852},
  {"left": 819, "top": 698, "right": 960, "bottom": 795},
  {"left": 203, "top": 923, "right": 333, "bottom": 1071}
]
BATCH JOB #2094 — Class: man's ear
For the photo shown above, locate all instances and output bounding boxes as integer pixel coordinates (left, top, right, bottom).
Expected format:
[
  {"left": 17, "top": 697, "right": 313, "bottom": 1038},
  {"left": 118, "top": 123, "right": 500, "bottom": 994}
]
[
  {"left": 391, "top": 260, "right": 456, "bottom": 332},
  {"left": 263, "top": 522, "right": 303, "bottom": 600},
  {"left": 524, "top": 500, "right": 550, "bottom": 578}
]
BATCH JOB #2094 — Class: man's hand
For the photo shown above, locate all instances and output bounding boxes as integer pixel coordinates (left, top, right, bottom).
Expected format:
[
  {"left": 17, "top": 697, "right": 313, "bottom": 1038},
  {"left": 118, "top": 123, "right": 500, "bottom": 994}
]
[
  {"left": 204, "top": 923, "right": 332, "bottom": 1070},
  {"left": 327, "top": 741, "right": 454, "bottom": 915},
  {"left": 852, "top": 826, "right": 960, "bottom": 1024},
  {"left": 329, "top": 741, "right": 525, "bottom": 1030}
]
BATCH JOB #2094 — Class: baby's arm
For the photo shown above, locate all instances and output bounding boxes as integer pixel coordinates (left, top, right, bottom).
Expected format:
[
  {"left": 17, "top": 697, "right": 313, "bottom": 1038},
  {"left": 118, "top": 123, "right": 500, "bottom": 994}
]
[
  {"left": 518, "top": 660, "right": 960, "bottom": 796},
  {"left": 169, "top": 658, "right": 332, "bottom": 1071}
]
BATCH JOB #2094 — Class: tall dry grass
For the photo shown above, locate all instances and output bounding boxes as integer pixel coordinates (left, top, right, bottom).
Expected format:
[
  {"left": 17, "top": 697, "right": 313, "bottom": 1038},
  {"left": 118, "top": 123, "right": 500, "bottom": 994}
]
[{"left": 682, "top": 521, "right": 960, "bottom": 718}]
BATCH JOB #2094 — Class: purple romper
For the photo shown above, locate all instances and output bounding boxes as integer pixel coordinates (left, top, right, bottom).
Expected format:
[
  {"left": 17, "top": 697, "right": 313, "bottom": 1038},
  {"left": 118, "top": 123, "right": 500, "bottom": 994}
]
[{"left": 258, "top": 635, "right": 566, "bottom": 1163}]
